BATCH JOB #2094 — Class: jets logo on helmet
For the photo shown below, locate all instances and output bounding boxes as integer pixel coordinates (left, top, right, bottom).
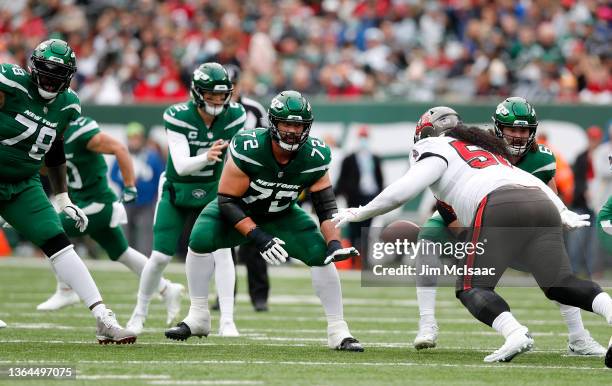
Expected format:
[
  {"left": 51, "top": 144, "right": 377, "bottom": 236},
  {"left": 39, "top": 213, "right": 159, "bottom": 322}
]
[
  {"left": 29, "top": 39, "right": 77, "bottom": 99},
  {"left": 492, "top": 97, "right": 538, "bottom": 157},
  {"left": 414, "top": 106, "right": 462, "bottom": 143},
  {"left": 190, "top": 62, "right": 233, "bottom": 117},
  {"left": 268, "top": 90, "right": 314, "bottom": 152}
]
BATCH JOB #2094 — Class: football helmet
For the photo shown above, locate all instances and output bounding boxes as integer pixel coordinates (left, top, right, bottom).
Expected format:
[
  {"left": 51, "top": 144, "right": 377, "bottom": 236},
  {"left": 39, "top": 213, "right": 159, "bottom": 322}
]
[
  {"left": 492, "top": 97, "right": 538, "bottom": 157},
  {"left": 268, "top": 90, "right": 313, "bottom": 152},
  {"left": 414, "top": 106, "right": 462, "bottom": 143},
  {"left": 29, "top": 39, "right": 77, "bottom": 99},
  {"left": 190, "top": 62, "right": 233, "bottom": 116}
]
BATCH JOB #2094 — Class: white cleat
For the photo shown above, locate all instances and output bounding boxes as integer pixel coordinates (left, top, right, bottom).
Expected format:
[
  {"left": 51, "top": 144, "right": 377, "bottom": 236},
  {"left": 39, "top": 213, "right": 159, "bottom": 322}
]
[
  {"left": 414, "top": 320, "right": 439, "bottom": 350},
  {"left": 126, "top": 311, "right": 146, "bottom": 336},
  {"left": 96, "top": 309, "right": 136, "bottom": 344},
  {"left": 484, "top": 328, "right": 533, "bottom": 363},
  {"left": 218, "top": 319, "right": 240, "bottom": 337},
  {"left": 568, "top": 331, "right": 606, "bottom": 356},
  {"left": 37, "top": 289, "right": 80, "bottom": 311},
  {"left": 0, "top": 320, "right": 6, "bottom": 329},
  {"left": 162, "top": 282, "right": 185, "bottom": 326}
]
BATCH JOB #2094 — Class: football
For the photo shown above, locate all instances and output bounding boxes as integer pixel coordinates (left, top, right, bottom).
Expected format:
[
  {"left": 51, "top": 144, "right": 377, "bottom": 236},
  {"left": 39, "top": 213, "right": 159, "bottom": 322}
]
[{"left": 380, "top": 220, "right": 421, "bottom": 244}]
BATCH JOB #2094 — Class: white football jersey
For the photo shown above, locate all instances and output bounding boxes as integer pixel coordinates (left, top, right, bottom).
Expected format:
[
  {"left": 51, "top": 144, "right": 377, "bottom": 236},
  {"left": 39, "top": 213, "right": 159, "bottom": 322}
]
[{"left": 410, "top": 136, "right": 560, "bottom": 226}]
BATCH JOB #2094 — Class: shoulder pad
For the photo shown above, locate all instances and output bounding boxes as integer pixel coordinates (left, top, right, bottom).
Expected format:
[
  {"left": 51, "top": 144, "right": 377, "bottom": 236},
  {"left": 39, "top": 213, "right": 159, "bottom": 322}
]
[
  {"left": 302, "top": 136, "right": 332, "bottom": 167},
  {"left": 229, "top": 128, "right": 266, "bottom": 169},
  {"left": 0, "top": 64, "right": 32, "bottom": 97}
]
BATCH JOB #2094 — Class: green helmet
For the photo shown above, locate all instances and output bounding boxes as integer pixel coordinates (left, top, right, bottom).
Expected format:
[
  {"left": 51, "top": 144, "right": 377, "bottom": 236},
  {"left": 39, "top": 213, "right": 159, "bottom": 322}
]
[
  {"left": 492, "top": 97, "right": 538, "bottom": 156},
  {"left": 190, "top": 62, "right": 233, "bottom": 116},
  {"left": 268, "top": 90, "right": 313, "bottom": 152},
  {"left": 29, "top": 39, "right": 77, "bottom": 99}
]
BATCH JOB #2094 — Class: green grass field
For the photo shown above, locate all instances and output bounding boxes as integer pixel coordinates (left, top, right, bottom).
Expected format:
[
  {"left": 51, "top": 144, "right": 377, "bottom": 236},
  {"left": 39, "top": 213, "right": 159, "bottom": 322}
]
[{"left": 0, "top": 257, "right": 610, "bottom": 386}]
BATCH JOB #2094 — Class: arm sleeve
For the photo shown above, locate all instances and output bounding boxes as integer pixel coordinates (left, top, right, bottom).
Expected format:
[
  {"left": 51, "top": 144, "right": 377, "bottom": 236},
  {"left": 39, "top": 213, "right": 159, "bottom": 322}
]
[
  {"left": 357, "top": 156, "right": 447, "bottom": 219},
  {"left": 166, "top": 129, "right": 212, "bottom": 176},
  {"left": 44, "top": 136, "right": 66, "bottom": 167}
]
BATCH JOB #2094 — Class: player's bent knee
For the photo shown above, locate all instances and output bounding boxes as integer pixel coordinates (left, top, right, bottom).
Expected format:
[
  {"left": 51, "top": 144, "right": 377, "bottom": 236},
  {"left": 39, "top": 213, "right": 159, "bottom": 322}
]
[
  {"left": 41, "top": 233, "right": 72, "bottom": 258},
  {"left": 457, "top": 287, "right": 510, "bottom": 326},
  {"left": 542, "top": 275, "right": 602, "bottom": 311},
  {"left": 187, "top": 247, "right": 213, "bottom": 258},
  {"left": 150, "top": 250, "right": 173, "bottom": 266}
]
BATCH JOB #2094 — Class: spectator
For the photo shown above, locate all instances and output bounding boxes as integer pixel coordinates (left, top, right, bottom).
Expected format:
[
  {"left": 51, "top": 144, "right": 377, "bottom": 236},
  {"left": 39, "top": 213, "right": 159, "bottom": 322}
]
[{"left": 111, "top": 122, "right": 164, "bottom": 255}]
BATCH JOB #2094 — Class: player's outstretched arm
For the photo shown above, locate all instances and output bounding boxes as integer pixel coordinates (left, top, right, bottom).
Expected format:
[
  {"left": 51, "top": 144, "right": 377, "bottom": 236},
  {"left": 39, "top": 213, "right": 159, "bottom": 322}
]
[
  {"left": 86, "top": 132, "right": 137, "bottom": 203},
  {"left": 167, "top": 129, "right": 227, "bottom": 176},
  {"left": 332, "top": 156, "right": 446, "bottom": 228},
  {"left": 310, "top": 172, "right": 359, "bottom": 264},
  {"left": 217, "top": 156, "right": 287, "bottom": 265}
]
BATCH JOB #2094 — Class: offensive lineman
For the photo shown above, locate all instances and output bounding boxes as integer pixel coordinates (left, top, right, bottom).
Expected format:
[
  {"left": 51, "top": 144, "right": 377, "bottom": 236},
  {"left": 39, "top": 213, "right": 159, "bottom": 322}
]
[
  {"left": 36, "top": 116, "right": 183, "bottom": 313},
  {"left": 128, "top": 63, "right": 245, "bottom": 336},
  {"left": 165, "top": 90, "right": 364, "bottom": 352},
  {"left": 0, "top": 39, "right": 134, "bottom": 343},
  {"left": 333, "top": 123, "right": 612, "bottom": 363}
]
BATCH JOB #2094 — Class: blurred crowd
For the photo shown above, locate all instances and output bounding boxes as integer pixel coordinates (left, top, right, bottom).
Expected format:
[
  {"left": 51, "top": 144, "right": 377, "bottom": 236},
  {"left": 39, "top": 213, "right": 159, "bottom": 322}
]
[{"left": 0, "top": 0, "right": 610, "bottom": 104}]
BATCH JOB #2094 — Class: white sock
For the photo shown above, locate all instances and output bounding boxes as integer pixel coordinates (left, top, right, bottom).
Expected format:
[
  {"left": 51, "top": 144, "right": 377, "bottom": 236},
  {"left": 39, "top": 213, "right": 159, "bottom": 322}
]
[
  {"left": 91, "top": 303, "right": 108, "bottom": 320},
  {"left": 311, "top": 264, "right": 344, "bottom": 325},
  {"left": 591, "top": 292, "right": 612, "bottom": 323},
  {"left": 184, "top": 248, "right": 214, "bottom": 324},
  {"left": 57, "top": 278, "right": 72, "bottom": 292},
  {"left": 135, "top": 250, "right": 172, "bottom": 316},
  {"left": 184, "top": 297, "right": 209, "bottom": 327},
  {"left": 416, "top": 287, "right": 437, "bottom": 324},
  {"left": 556, "top": 302, "right": 586, "bottom": 339},
  {"left": 213, "top": 248, "right": 235, "bottom": 323},
  {"left": 49, "top": 245, "right": 103, "bottom": 312},
  {"left": 118, "top": 247, "right": 170, "bottom": 292},
  {"left": 492, "top": 311, "right": 526, "bottom": 338}
]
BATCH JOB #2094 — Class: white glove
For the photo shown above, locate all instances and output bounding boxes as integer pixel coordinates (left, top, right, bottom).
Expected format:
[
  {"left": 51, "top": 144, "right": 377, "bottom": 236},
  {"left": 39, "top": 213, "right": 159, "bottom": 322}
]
[
  {"left": 324, "top": 240, "right": 360, "bottom": 264},
  {"left": 55, "top": 192, "right": 89, "bottom": 232},
  {"left": 259, "top": 237, "right": 288, "bottom": 265},
  {"left": 560, "top": 208, "right": 590, "bottom": 229},
  {"left": 331, "top": 207, "right": 365, "bottom": 228}
]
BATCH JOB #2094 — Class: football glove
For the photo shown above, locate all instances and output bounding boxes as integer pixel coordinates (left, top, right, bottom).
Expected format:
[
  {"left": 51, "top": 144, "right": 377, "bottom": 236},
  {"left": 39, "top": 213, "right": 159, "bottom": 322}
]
[
  {"left": 331, "top": 207, "right": 365, "bottom": 228},
  {"left": 55, "top": 192, "right": 89, "bottom": 232},
  {"left": 248, "top": 227, "right": 288, "bottom": 265},
  {"left": 560, "top": 208, "right": 590, "bottom": 229},
  {"left": 122, "top": 186, "right": 138, "bottom": 204},
  {"left": 324, "top": 240, "right": 359, "bottom": 265}
]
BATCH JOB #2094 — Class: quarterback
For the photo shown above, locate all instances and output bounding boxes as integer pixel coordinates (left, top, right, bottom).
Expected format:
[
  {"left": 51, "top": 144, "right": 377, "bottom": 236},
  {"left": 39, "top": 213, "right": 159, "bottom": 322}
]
[
  {"left": 128, "top": 63, "right": 245, "bottom": 336},
  {"left": 333, "top": 123, "right": 612, "bottom": 363},
  {"left": 165, "top": 90, "right": 364, "bottom": 352},
  {"left": 0, "top": 39, "right": 134, "bottom": 343}
]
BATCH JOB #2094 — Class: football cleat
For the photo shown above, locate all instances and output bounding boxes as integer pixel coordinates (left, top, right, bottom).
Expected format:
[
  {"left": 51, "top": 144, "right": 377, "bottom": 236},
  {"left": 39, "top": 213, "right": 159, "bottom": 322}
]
[
  {"left": 0, "top": 319, "right": 6, "bottom": 329},
  {"left": 568, "top": 331, "right": 606, "bottom": 356},
  {"left": 37, "top": 289, "right": 80, "bottom": 311},
  {"left": 165, "top": 321, "right": 209, "bottom": 341},
  {"left": 218, "top": 320, "right": 240, "bottom": 337},
  {"left": 162, "top": 282, "right": 185, "bottom": 326},
  {"left": 96, "top": 309, "right": 136, "bottom": 345},
  {"left": 605, "top": 336, "right": 611, "bottom": 368},
  {"left": 126, "top": 311, "right": 146, "bottom": 336},
  {"left": 484, "top": 328, "right": 533, "bottom": 363},
  {"left": 253, "top": 300, "right": 269, "bottom": 312},
  {"left": 414, "top": 320, "right": 439, "bottom": 350},
  {"left": 337, "top": 337, "right": 364, "bottom": 352},
  {"left": 327, "top": 320, "right": 364, "bottom": 352}
]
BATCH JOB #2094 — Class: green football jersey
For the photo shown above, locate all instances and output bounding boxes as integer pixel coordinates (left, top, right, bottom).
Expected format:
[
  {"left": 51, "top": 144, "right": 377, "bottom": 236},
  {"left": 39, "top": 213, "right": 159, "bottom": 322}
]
[
  {"left": 64, "top": 116, "right": 117, "bottom": 204},
  {"left": 163, "top": 100, "right": 246, "bottom": 183},
  {"left": 515, "top": 143, "right": 557, "bottom": 184},
  {"left": 229, "top": 128, "right": 331, "bottom": 217},
  {"left": 0, "top": 63, "right": 81, "bottom": 182},
  {"left": 597, "top": 196, "right": 612, "bottom": 254}
]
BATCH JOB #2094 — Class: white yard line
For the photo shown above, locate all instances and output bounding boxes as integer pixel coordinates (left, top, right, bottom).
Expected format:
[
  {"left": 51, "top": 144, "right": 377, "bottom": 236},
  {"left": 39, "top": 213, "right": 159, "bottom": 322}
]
[
  {"left": 78, "top": 374, "right": 171, "bottom": 380},
  {"left": 148, "top": 381, "right": 264, "bottom": 385}
]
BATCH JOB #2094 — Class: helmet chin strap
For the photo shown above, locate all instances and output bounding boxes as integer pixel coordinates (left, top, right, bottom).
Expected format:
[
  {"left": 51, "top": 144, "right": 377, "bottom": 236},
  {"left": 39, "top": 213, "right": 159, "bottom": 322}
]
[{"left": 37, "top": 88, "right": 58, "bottom": 100}]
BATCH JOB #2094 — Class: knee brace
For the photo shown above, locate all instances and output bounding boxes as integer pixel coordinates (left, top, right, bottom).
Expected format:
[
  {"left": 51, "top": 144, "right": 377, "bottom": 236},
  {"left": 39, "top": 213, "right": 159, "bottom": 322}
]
[
  {"left": 542, "top": 275, "right": 602, "bottom": 312},
  {"left": 41, "top": 233, "right": 72, "bottom": 258},
  {"left": 457, "top": 287, "right": 510, "bottom": 327}
]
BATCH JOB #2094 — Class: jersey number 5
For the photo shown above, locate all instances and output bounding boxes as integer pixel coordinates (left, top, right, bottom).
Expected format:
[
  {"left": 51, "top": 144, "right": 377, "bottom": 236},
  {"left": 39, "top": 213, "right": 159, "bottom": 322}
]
[{"left": 449, "top": 140, "right": 510, "bottom": 169}]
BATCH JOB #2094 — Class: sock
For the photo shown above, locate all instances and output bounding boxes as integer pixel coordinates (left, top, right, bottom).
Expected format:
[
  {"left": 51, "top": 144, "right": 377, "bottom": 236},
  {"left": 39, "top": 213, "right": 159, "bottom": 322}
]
[
  {"left": 591, "top": 292, "right": 612, "bottom": 323},
  {"left": 556, "top": 302, "right": 586, "bottom": 339},
  {"left": 49, "top": 246, "right": 103, "bottom": 311},
  {"left": 416, "top": 287, "right": 437, "bottom": 324},
  {"left": 135, "top": 250, "right": 172, "bottom": 316},
  {"left": 118, "top": 247, "right": 170, "bottom": 292},
  {"left": 57, "top": 277, "right": 72, "bottom": 292},
  {"left": 184, "top": 248, "right": 214, "bottom": 325},
  {"left": 491, "top": 311, "right": 525, "bottom": 338},
  {"left": 213, "top": 248, "right": 235, "bottom": 323},
  {"left": 91, "top": 303, "right": 108, "bottom": 320},
  {"left": 311, "top": 264, "right": 344, "bottom": 325}
]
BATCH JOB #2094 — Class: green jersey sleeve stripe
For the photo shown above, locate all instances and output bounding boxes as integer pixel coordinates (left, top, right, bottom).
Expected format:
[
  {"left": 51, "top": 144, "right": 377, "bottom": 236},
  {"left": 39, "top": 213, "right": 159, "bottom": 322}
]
[
  {"left": 224, "top": 113, "right": 247, "bottom": 131},
  {"left": 531, "top": 162, "right": 556, "bottom": 174},
  {"left": 66, "top": 121, "right": 99, "bottom": 143},
  {"left": 301, "top": 164, "right": 330, "bottom": 174},
  {"left": 61, "top": 103, "right": 81, "bottom": 114},
  {"left": 0, "top": 72, "right": 32, "bottom": 98},
  {"left": 163, "top": 112, "right": 199, "bottom": 131},
  {"left": 229, "top": 141, "right": 263, "bottom": 166}
]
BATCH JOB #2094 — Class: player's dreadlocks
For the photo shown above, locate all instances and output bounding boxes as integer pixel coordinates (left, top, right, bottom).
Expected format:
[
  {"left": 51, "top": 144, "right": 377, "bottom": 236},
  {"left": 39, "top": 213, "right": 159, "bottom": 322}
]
[{"left": 446, "top": 125, "right": 511, "bottom": 159}]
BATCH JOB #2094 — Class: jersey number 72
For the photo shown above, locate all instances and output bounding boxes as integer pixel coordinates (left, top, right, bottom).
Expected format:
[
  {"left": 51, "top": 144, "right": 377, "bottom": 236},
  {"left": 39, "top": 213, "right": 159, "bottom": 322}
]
[{"left": 449, "top": 140, "right": 510, "bottom": 169}]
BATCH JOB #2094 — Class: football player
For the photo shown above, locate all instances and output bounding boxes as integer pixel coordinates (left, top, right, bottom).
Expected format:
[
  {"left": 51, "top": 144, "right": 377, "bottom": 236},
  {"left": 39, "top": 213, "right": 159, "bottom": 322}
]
[
  {"left": 128, "top": 63, "right": 246, "bottom": 336},
  {"left": 413, "top": 99, "right": 605, "bottom": 356},
  {"left": 36, "top": 116, "right": 183, "bottom": 313},
  {"left": 165, "top": 90, "right": 364, "bottom": 352},
  {"left": 333, "top": 123, "right": 612, "bottom": 363},
  {"left": 0, "top": 39, "right": 134, "bottom": 343}
]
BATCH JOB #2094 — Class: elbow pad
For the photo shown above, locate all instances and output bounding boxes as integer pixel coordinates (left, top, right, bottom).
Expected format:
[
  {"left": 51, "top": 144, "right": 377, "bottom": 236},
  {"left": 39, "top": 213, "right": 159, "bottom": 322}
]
[
  {"left": 44, "top": 136, "right": 66, "bottom": 168},
  {"left": 218, "top": 193, "right": 248, "bottom": 226},
  {"left": 311, "top": 186, "right": 338, "bottom": 223}
]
